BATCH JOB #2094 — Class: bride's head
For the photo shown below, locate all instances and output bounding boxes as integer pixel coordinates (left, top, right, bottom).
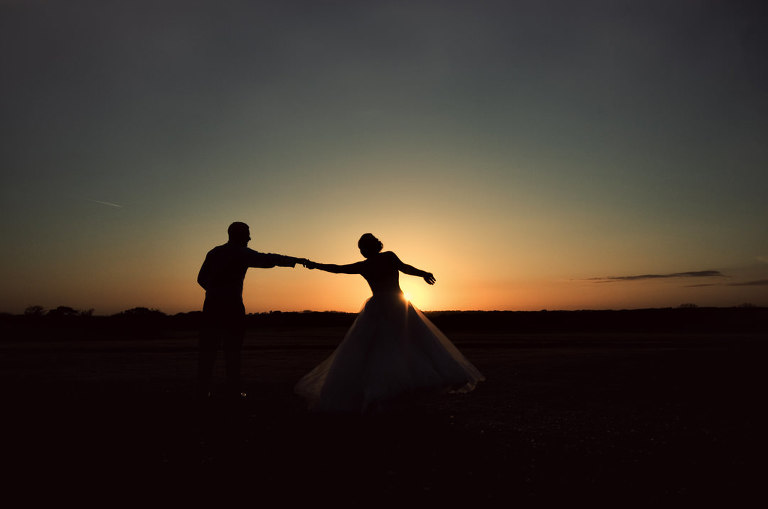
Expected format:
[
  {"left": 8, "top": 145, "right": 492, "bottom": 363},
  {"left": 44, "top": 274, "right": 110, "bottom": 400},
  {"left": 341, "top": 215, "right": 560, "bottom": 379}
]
[{"left": 358, "top": 233, "right": 383, "bottom": 258}]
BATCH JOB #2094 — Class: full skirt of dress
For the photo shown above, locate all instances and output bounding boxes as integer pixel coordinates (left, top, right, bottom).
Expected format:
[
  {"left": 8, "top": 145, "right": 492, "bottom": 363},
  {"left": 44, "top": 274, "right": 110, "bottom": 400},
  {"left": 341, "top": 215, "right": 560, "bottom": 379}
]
[{"left": 294, "top": 293, "right": 484, "bottom": 413}]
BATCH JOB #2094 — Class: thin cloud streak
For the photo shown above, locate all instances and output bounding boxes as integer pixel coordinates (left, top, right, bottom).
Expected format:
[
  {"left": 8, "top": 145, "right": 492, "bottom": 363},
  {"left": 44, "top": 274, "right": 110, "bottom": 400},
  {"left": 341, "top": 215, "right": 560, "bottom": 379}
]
[
  {"left": 728, "top": 279, "right": 768, "bottom": 287},
  {"left": 589, "top": 270, "right": 726, "bottom": 283},
  {"left": 89, "top": 200, "right": 123, "bottom": 208},
  {"left": 685, "top": 279, "right": 768, "bottom": 288}
]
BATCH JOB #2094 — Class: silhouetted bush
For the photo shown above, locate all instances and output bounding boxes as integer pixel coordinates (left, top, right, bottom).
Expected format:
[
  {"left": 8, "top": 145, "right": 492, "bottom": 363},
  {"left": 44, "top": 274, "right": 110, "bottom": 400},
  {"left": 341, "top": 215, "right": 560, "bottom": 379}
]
[{"left": 24, "top": 305, "right": 45, "bottom": 317}]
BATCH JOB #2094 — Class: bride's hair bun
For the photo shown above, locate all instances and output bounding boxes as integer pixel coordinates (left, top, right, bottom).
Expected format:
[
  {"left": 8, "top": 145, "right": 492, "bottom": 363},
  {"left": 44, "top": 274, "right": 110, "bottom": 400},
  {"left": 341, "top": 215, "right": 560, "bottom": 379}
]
[{"left": 358, "top": 233, "right": 383, "bottom": 257}]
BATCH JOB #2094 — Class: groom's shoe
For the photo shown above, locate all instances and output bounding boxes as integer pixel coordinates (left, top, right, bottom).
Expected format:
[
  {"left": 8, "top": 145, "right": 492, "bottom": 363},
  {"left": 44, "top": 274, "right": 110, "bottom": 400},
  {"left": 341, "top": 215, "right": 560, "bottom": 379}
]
[{"left": 223, "top": 389, "right": 247, "bottom": 402}]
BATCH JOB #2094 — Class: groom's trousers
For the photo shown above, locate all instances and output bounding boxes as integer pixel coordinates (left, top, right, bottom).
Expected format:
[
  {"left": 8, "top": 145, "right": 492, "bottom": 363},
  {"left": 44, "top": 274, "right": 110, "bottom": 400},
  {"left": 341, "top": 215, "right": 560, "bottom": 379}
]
[{"left": 198, "top": 296, "right": 247, "bottom": 397}]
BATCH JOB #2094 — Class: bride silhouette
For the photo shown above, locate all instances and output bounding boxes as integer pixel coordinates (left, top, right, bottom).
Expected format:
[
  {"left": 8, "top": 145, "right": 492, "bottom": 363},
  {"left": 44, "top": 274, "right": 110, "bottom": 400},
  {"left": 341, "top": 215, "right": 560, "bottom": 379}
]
[{"left": 295, "top": 233, "right": 484, "bottom": 413}]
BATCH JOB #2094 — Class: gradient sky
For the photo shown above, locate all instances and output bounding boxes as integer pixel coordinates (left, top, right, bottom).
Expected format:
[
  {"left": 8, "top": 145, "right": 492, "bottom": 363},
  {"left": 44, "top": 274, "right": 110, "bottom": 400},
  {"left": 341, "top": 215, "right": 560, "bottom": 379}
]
[{"left": 2, "top": 0, "right": 767, "bottom": 315}]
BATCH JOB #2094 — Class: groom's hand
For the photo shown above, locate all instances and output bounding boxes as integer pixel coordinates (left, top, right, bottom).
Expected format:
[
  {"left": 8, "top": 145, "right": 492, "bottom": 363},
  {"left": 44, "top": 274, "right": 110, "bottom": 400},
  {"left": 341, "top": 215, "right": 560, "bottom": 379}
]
[
  {"left": 288, "top": 256, "right": 310, "bottom": 268},
  {"left": 302, "top": 260, "right": 317, "bottom": 269}
]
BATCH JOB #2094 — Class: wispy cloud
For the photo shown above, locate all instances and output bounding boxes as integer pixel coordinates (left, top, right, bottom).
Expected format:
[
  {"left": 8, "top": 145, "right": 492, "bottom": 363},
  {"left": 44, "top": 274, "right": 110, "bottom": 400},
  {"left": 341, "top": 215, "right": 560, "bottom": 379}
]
[
  {"left": 685, "top": 279, "right": 768, "bottom": 288},
  {"left": 590, "top": 270, "right": 726, "bottom": 283},
  {"left": 727, "top": 279, "right": 768, "bottom": 287},
  {"left": 89, "top": 199, "right": 123, "bottom": 208}
]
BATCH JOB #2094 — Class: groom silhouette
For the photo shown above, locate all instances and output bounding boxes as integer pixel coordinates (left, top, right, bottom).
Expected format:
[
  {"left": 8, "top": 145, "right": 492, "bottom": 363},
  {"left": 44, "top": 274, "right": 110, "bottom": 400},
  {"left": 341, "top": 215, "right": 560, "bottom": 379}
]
[{"left": 197, "top": 221, "right": 305, "bottom": 400}]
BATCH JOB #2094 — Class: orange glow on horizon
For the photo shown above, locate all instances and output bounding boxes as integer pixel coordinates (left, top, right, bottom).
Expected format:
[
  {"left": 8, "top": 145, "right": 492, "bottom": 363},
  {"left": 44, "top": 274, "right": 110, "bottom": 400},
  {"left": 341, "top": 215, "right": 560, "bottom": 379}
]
[{"left": 2, "top": 215, "right": 766, "bottom": 315}]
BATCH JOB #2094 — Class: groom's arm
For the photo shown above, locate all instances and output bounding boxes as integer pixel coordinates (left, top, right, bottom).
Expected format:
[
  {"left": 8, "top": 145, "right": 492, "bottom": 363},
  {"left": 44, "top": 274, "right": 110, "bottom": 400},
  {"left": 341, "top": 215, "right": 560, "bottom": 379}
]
[
  {"left": 197, "top": 251, "right": 213, "bottom": 290},
  {"left": 269, "top": 254, "right": 302, "bottom": 268},
  {"left": 245, "top": 249, "right": 302, "bottom": 268}
]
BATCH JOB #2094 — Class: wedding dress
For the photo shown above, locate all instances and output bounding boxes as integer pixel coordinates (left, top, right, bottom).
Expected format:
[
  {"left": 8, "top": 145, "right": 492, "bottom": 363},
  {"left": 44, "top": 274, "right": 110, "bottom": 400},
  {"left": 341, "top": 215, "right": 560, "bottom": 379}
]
[{"left": 294, "top": 252, "right": 484, "bottom": 413}]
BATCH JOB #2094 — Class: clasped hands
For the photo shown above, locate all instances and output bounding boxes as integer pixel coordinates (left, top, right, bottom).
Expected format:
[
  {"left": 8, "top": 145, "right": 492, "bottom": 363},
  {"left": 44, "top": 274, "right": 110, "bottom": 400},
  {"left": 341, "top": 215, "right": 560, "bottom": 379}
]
[{"left": 294, "top": 258, "right": 318, "bottom": 269}]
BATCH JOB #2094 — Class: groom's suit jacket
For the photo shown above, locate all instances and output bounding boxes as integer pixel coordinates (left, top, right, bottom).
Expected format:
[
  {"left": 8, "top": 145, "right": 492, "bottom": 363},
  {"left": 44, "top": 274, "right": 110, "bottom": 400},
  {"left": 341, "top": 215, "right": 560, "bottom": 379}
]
[{"left": 198, "top": 243, "right": 296, "bottom": 313}]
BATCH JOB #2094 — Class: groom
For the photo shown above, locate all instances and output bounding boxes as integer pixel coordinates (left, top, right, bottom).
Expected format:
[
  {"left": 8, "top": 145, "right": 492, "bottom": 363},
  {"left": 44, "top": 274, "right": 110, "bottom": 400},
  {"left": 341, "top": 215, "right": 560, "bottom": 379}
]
[{"left": 197, "top": 221, "right": 306, "bottom": 400}]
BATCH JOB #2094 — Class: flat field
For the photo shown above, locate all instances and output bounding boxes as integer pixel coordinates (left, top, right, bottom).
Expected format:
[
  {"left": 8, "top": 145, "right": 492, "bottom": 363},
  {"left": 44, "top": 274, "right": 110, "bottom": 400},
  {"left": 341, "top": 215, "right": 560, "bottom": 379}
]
[{"left": 1, "top": 314, "right": 765, "bottom": 505}]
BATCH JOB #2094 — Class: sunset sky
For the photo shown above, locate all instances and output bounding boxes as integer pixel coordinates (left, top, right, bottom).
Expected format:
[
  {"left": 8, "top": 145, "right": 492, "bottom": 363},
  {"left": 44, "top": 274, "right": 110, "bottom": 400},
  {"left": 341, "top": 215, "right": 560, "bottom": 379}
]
[{"left": 2, "top": 0, "right": 767, "bottom": 315}]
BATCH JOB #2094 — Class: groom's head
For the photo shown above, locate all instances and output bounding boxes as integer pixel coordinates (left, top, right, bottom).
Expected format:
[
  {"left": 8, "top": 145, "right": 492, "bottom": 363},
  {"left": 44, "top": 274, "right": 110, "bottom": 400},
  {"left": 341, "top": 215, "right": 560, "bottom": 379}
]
[{"left": 228, "top": 222, "right": 251, "bottom": 246}]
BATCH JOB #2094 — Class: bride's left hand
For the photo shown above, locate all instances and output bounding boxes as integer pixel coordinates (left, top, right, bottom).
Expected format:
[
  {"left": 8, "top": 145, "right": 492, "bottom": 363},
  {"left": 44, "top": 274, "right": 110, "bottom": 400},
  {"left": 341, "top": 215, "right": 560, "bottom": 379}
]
[{"left": 423, "top": 272, "right": 436, "bottom": 285}]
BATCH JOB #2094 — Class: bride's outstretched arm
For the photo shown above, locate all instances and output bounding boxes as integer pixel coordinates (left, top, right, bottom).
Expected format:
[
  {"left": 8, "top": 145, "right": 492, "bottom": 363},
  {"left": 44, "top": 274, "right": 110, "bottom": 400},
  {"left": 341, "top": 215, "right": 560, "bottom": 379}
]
[
  {"left": 304, "top": 261, "right": 364, "bottom": 274},
  {"left": 392, "top": 253, "right": 436, "bottom": 285}
]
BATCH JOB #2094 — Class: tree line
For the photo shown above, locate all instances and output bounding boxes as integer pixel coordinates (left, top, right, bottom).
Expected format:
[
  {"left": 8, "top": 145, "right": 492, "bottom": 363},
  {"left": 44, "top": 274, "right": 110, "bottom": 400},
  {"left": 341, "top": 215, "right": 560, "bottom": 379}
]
[{"left": 2, "top": 304, "right": 765, "bottom": 335}]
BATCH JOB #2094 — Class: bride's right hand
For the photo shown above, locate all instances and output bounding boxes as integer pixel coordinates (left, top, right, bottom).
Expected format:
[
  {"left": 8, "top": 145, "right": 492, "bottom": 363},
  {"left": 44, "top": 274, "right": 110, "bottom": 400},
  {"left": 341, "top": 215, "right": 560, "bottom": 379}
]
[{"left": 423, "top": 272, "right": 436, "bottom": 285}]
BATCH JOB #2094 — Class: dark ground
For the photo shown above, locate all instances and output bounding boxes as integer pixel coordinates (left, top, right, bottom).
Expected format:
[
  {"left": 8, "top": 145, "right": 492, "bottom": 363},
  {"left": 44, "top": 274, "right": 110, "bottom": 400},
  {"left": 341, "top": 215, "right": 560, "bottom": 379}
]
[{"left": 1, "top": 310, "right": 766, "bottom": 506}]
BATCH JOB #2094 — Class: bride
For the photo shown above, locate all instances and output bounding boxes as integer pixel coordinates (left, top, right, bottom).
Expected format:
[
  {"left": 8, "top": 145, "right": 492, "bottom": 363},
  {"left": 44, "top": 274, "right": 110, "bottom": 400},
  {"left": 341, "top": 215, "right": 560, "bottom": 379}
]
[{"left": 295, "top": 233, "right": 484, "bottom": 413}]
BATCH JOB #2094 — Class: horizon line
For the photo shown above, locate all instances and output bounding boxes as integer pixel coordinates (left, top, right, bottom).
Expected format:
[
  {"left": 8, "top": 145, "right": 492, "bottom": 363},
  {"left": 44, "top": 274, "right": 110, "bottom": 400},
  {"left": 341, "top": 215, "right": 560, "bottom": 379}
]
[{"left": 6, "top": 304, "right": 765, "bottom": 317}]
